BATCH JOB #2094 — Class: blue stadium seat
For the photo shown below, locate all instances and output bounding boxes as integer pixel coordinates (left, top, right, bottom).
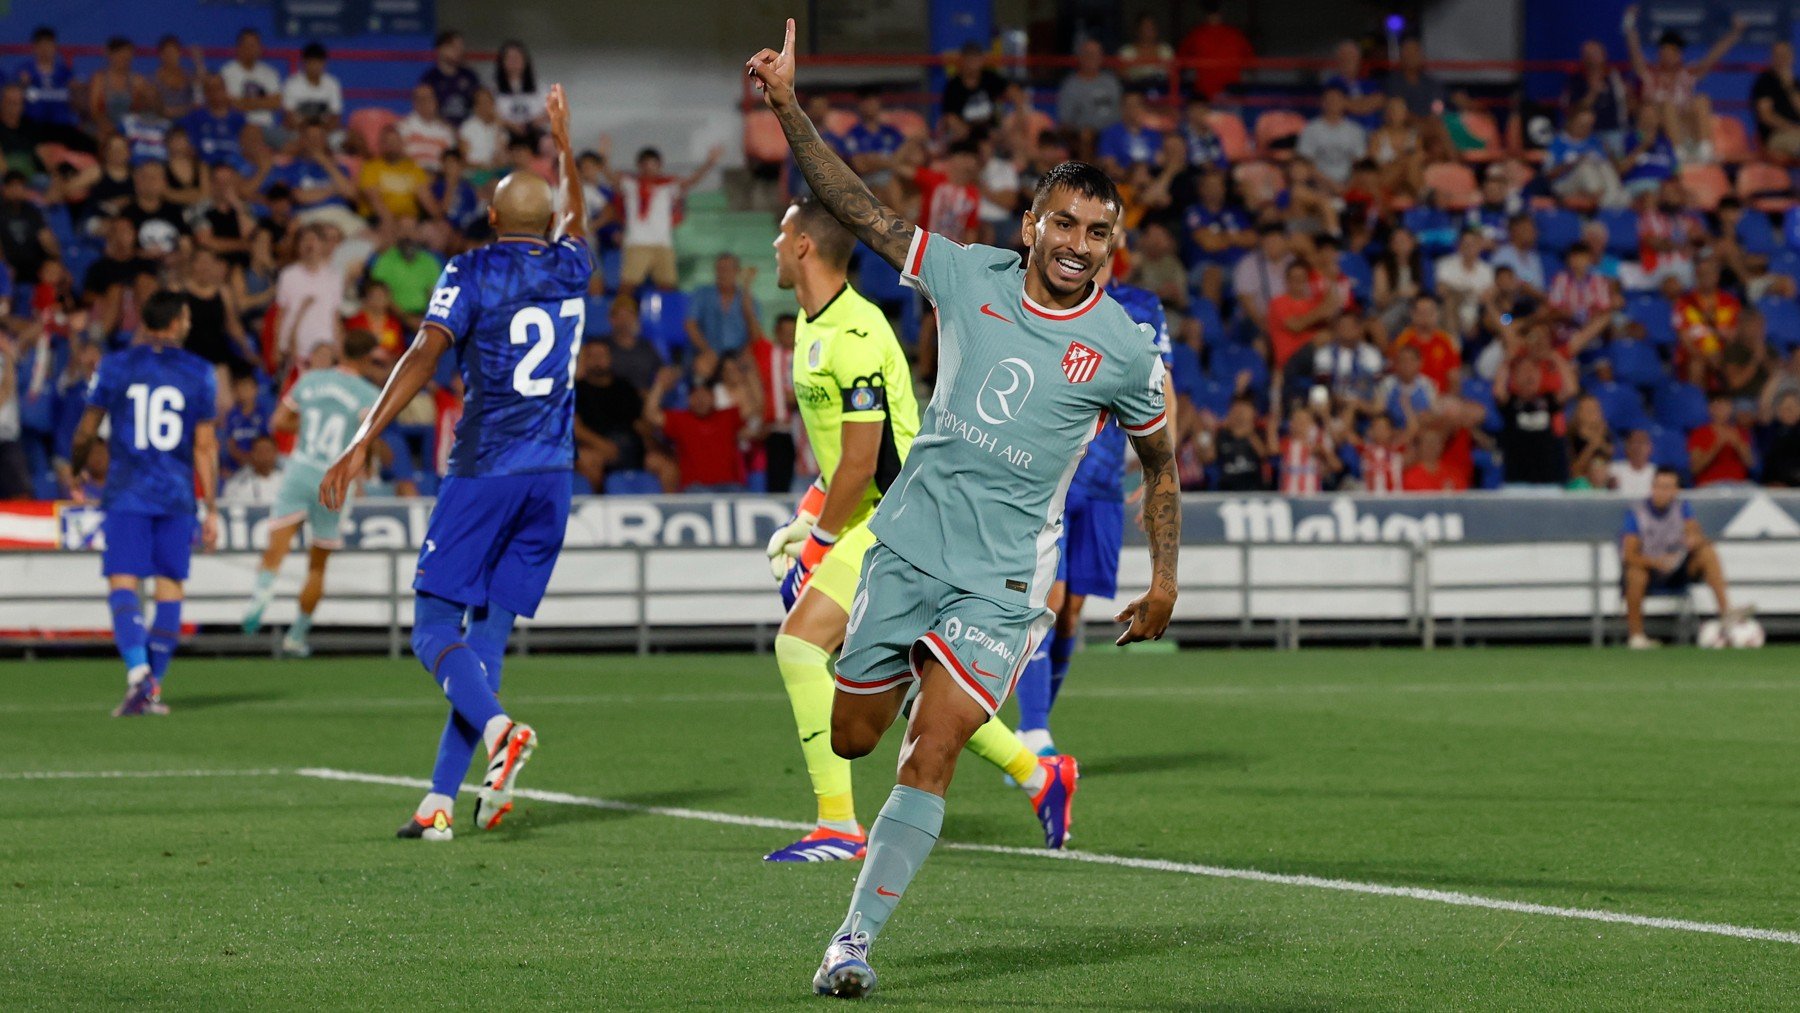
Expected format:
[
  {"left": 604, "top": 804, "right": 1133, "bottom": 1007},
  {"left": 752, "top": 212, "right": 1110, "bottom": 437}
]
[
  {"left": 1651, "top": 379, "right": 1709, "bottom": 433},
  {"left": 1588, "top": 377, "right": 1650, "bottom": 433},
  {"left": 603, "top": 470, "right": 663, "bottom": 496},
  {"left": 1738, "top": 212, "right": 1780, "bottom": 257},
  {"left": 571, "top": 472, "right": 594, "bottom": 496},
  {"left": 1472, "top": 447, "right": 1504, "bottom": 489},
  {"left": 1208, "top": 341, "right": 1268, "bottom": 397},
  {"left": 1623, "top": 293, "right": 1677, "bottom": 349},
  {"left": 636, "top": 288, "right": 690, "bottom": 360},
  {"left": 1188, "top": 297, "right": 1227, "bottom": 346},
  {"left": 1774, "top": 248, "right": 1800, "bottom": 279},
  {"left": 857, "top": 249, "right": 907, "bottom": 305},
  {"left": 1338, "top": 252, "right": 1373, "bottom": 302},
  {"left": 1758, "top": 295, "right": 1800, "bottom": 354},
  {"left": 1533, "top": 207, "right": 1582, "bottom": 253},
  {"left": 1647, "top": 424, "right": 1692, "bottom": 482},
  {"left": 1595, "top": 208, "right": 1640, "bottom": 257},
  {"left": 1605, "top": 337, "right": 1667, "bottom": 390}
]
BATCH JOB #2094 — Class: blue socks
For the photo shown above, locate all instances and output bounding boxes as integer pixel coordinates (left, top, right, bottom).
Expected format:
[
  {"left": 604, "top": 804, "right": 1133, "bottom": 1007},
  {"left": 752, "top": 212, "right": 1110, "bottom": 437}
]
[
  {"left": 422, "top": 599, "right": 516, "bottom": 798},
  {"left": 108, "top": 588, "right": 148, "bottom": 674},
  {"left": 147, "top": 600, "right": 182, "bottom": 682},
  {"left": 1047, "top": 630, "right": 1076, "bottom": 708},
  {"left": 836, "top": 785, "right": 945, "bottom": 943},
  {"left": 1014, "top": 639, "right": 1054, "bottom": 733}
]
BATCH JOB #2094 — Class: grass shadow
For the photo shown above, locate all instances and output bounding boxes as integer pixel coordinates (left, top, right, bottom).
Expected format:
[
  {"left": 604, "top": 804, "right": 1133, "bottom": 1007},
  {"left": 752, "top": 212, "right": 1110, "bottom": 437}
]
[
  {"left": 166, "top": 691, "right": 287, "bottom": 711},
  {"left": 1077, "top": 751, "right": 1252, "bottom": 778},
  {"left": 502, "top": 786, "right": 745, "bottom": 834}
]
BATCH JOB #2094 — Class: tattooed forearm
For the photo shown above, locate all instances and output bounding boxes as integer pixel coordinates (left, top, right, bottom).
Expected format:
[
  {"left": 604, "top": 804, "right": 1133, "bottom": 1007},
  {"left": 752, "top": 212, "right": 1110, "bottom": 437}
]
[
  {"left": 772, "top": 100, "right": 913, "bottom": 269},
  {"left": 1131, "top": 428, "right": 1182, "bottom": 599}
]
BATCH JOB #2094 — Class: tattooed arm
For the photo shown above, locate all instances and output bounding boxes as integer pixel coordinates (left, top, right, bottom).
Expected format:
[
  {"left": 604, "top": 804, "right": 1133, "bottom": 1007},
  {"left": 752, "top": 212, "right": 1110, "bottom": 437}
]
[
  {"left": 1117, "top": 422, "right": 1181, "bottom": 645},
  {"left": 746, "top": 19, "right": 913, "bottom": 269}
]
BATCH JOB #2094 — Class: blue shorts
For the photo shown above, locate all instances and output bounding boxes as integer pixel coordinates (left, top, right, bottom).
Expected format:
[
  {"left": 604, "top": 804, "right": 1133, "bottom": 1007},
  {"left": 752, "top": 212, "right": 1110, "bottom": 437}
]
[
  {"left": 101, "top": 510, "right": 195, "bottom": 580},
  {"left": 1055, "top": 494, "right": 1124, "bottom": 599},
  {"left": 413, "top": 470, "right": 572, "bottom": 617}
]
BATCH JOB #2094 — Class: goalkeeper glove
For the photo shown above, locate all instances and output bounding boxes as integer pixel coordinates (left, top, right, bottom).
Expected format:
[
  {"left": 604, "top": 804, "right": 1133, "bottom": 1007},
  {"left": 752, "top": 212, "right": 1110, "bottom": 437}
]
[
  {"left": 766, "top": 479, "right": 827, "bottom": 580},
  {"left": 778, "top": 527, "right": 836, "bottom": 610}
]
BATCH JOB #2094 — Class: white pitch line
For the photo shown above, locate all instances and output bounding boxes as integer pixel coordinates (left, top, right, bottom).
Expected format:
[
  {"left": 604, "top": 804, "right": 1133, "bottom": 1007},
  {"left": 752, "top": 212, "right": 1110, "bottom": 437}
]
[
  {"left": 0, "top": 767, "right": 286, "bottom": 781},
  {"left": 295, "top": 767, "right": 1800, "bottom": 947}
]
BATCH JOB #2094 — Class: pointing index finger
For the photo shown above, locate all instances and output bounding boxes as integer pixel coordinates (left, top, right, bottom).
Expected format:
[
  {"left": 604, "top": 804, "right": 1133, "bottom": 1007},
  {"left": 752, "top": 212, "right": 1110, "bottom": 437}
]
[{"left": 783, "top": 17, "right": 795, "bottom": 58}]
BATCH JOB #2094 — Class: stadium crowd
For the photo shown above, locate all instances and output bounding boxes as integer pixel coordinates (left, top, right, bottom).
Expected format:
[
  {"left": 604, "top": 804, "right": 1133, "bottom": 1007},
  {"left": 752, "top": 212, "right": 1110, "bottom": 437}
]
[{"left": 11, "top": 10, "right": 1800, "bottom": 501}]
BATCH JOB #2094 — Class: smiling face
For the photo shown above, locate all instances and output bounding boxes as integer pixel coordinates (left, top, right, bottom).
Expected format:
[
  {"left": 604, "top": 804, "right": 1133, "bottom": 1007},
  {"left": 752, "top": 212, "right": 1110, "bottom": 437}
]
[{"left": 1021, "top": 186, "right": 1119, "bottom": 299}]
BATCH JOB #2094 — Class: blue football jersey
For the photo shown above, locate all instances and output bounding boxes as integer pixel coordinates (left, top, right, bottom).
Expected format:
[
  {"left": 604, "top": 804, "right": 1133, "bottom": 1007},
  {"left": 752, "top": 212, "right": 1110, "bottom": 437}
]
[
  {"left": 424, "top": 235, "right": 593, "bottom": 477},
  {"left": 1070, "top": 282, "right": 1172, "bottom": 502},
  {"left": 87, "top": 344, "right": 218, "bottom": 516}
]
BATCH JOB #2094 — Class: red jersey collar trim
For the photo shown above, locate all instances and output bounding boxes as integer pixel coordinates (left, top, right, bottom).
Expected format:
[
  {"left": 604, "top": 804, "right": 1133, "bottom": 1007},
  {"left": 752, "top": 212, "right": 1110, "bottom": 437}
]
[{"left": 1020, "top": 282, "right": 1102, "bottom": 321}]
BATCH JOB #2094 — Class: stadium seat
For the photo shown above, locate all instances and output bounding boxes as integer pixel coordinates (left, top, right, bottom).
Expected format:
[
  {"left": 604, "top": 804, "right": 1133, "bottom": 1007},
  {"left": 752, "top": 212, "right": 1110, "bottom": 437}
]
[
  {"left": 1455, "top": 111, "right": 1503, "bottom": 162},
  {"left": 1679, "top": 164, "right": 1730, "bottom": 212},
  {"left": 636, "top": 288, "right": 691, "bottom": 359},
  {"left": 1758, "top": 295, "right": 1800, "bottom": 353},
  {"left": 1188, "top": 296, "right": 1226, "bottom": 346},
  {"left": 1532, "top": 207, "right": 1582, "bottom": 252},
  {"left": 1208, "top": 340, "right": 1268, "bottom": 394},
  {"left": 1252, "top": 110, "right": 1305, "bottom": 157},
  {"left": 600, "top": 247, "right": 622, "bottom": 291},
  {"left": 883, "top": 108, "right": 930, "bottom": 140},
  {"left": 1651, "top": 379, "right": 1710, "bottom": 432},
  {"left": 1623, "top": 293, "right": 1677, "bottom": 349},
  {"left": 1737, "top": 210, "right": 1781, "bottom": 257},
  {"left": 603, "top": 470, "right": 663, "bottom": 496},
  {"left": 1207, "top": 111, "right": 1253, "bottom": 162},
  {"left": 1422, "top": 162, "right": 1478, "bottom": 210},
  {"left": 1232, "top": 160, "right": 1284, "bottom": 206},
  {"left": 743, "top": 109, "right": 789, "bottom": 165},
  {"left": 348, "top": 106, "right": 399, "bottom": 155},
  {"left": 1595, "top": 207, "right": 1640, "bottom": 257},
  {"left": 1338, "top": 251, "right": 1373, "bottom": 301},
  {"left": 1738, "top": 162, "right": 1796, "bottom": 213},
  {"left": 1588, "top": 377, "right": 1650, "bottom": 433},
  {"left": 1647, "top": 424, "right": 1693, "bottom": 482},
  {"left": 1606, "top": 337, "right": 1667, "bottom": 390},
  {"left": 1712, "top": 114, "right": 1753, "bottom": 165},
  {"left": 1773, "top": 247, "right": 1800, "bottom": 278}
]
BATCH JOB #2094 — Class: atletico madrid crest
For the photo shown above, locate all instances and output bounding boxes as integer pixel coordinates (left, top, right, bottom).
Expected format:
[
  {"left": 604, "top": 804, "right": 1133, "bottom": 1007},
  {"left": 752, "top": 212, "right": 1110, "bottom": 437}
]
[{"left": 1061, "top": 341, "right": 1101, "bottom": 383}]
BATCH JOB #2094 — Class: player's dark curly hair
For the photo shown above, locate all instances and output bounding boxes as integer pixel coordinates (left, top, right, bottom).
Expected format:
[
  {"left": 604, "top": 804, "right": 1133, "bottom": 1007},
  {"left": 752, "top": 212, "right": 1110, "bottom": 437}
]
[{"left": 1030, "top": 161, "right": 1123, "bottom": 216}]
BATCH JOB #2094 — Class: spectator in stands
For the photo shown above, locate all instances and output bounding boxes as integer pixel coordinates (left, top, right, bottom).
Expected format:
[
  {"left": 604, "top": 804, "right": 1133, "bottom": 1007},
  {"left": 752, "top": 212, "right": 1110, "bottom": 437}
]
[
  {"left": 1608, "top": 428, "right": 1656, "bottom": 496},
  {"left": 747, "top": 312, "right": 798, "bottom": 494},
  {"left": 458, "top": 90, "right": 508, "bottom": 173},
  {"left": 1435, "top": 229, "right": 1495, "bottom": 337},
  {"left": 1208, "top": 395, "right": 1269, "bottom": 490},
  {"left": 1689, "top": 393, "right": 1754, "bottom": 486},
  {"left": 221, "top": 434, "right": 282, "bottom": 506},
  {"left": 1096, "top": 91, "right": 1164, "bottom": 180},
  {"left": 685, "top": 254, "right": 761, "bottom": 359},
  {"left": 1371, "top": 227, "right": 1424, "bottom": 336},
  {"left": 1269, "top": 396, "right": 1341, "bottom": 494},
  {"left": 1675, "top": 257, "right": 1739, "bottom": 386},
  {"left": 1546, "top": 107, "right": 1626, "bottom": 209},
  {"left": 1266, "top": 260, "right": 1337, "bottom": 372},
  {"left": 595, "top": 138, "right": 722, "bottom": 295},
  {"left": 1378, "top": 343, "right": 1437, "bottom": 426},
  {"left": 219, "top": 371, "right": 268, "bottom": 476},
  {"left": 1367, "top": 95, "right": 1425, "bottom": 199},
  {"left": 1638, "top": 178, "right": 1705, "bottom": 286},
  {"left": 605, "top": 298, "right": 663, "bottom": 394},
  {"left": 976, "top": 132, "right": 1026, "bottom": 246},
  {"left": 345, "top": 278, "right": 405, "bottom": 357},
  {"left": 153, "top": 35, "right": 197, "bottom": 121},
  {"left": 359, "top": 126, "right": 433, "bottom": 226},
  {"left": 1386, "top": 36, "right": 1447, "bottom": 118},
  {"left": 575, "top": 341, "right": 659, "bottom": 494},
  {"left": 1119, "top": 14, "right": 1175, "bottom": 93},
  {"left": 941, "top": 42, "right": 1008, "bottom": 134},
  {"left": 0, "top": 85, "right": 45, "bottom": 178},
  {"left": 194, "top": 162, "right": 255, "bottom": 267},
  {"left": 1722, "top": 308, "right": 1772, "bottom": 408},
  {"left": 1568, "top": 393, "right": 1616, "bottom": 483},
  {"left": 844, "top": 87, "right": 906, "bottom": 203},
  {"left": 1760, "top": 389, "right": 1800, "bottom": 486},
  {"left": 645, "top": 361, "right": 754, "bottom": 492},
  {"left": 1749, "top": 40, "right": 1800, "bottom": 160},
  {"left": 87, "top": 37, "right": 152, "bottom": 132},
  {"left": 1565, "top": 39, "right": 1632, "bottom": 155},
  {"left": 368, "top": 218, "right": 443, "bottom": 330},
  {"left": 1402, "top": 428, "right": 1465, "bottom": 491},
  {"left": 1232, "top": 224, "right": 1293, "bottom": 334},
  {"left": 430, "top": 149, "right": 483, "bottom": 239},
  {"left": 232, "top": 225, "right": 281, "bottom": 333},
  {"left": 0, "top": 171, "right": 58, "bottom": 300},
  {"left": 182, "top": 75, "right": 248, "bottom": 167},
  {"left": 398, "top": 83, "right": 456, "bottom": 172},
  {"left": 1618, "top": 104, "right": 1678, "bottom": 203},
  {"left": 1490, "top": 214, "right": 1547, "bottom": 296},
  {"left": 1620, "top": 467, "right": 1742, "bottom": 648},
  {"left": 492, "top": 41, "right": 547, "bottom": 148},
  {"left": 902, "top": 138, "right": 981, "bottom": 244},
  {"left": 1056, "top": 39, "right": 1123, "bottom": 147},
  {"left": 161, "top": 128, "right": 206, "bottom": 208},
  {"left": 1321, "top": 40, "right": 1385, "bottom": 129},
  {"left": 17, "top": 26, "right": 76, "bottom": 130},
  {"left": 421, "top": 30, "right": 481, "bottom": 126},
  {"left": 1183, "top": 168, "right": 1251, "bottom": 307},
  {"left": 1313, "top": 311, "right": 1385, "bottom": 416},
  {"left": 266, "top": 121, "right": 357, "bottom": 227},
  {"left": 1547, "top": 244, "right": 1615, "bottom": 353},
  {"left": 1496, "top": 353, "right": 1571, "bottom": 486},
  {"left": 274, "top": 224, "right": 342, "bottom": 371},
  {"left": 1298, "top": 86, "right": 1367, "bottom": 191},
  {"left": 1392, "top": 294, "right": 1461, "bottom": 394},
  {"left": 82, "top": 215, "right": 152, "bottom": 337},
  {"left": 1622, "top": 6, "right": 1744, "bottom": 158},
  {"left": 282, "top": 42, "right": 343, "bottom": 133},
  {"left": 184, "top": 247, "right": 255, "bottom": 402},
  {"left": 1178, "top": 1, "right": 1254, "bottom": 99},
  {"left": 1130, "top": 221, "right": 1188, "bottom": 309},
  {"left": 218, "top": 29, "right": 283, "bottom": 139},
  {"left": 1175, "top": 95, "right": 1229, "bottom": 174}
]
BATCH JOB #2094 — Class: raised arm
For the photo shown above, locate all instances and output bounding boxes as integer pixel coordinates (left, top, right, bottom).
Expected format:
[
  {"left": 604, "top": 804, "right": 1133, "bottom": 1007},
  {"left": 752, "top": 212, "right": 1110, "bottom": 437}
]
[
  {"left": 319, "top": 325, "right": 452, "bottom": 509},
  {"left": 1693, "top": 15, "right": 1747, "bottom": 80},
  {"left": 1118, "top": 423, "right": 1180, "bottom": 645},
  {"left": 1621, "top": 7, "right": 1650, "bottom": 81},
  {"left": 546, "top": 83, "right": 585, "bottom": 240},
  {"left": 747, "top": 19, "right": 914, "bottom": 269}
]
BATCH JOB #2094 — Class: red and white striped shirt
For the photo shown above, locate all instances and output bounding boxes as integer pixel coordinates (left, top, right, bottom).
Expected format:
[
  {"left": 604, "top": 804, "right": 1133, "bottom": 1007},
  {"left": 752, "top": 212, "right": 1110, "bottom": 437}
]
[
  {"left": 1280, "top": 433, "right": 1327, "bottom": 495},
  {"left": 749, "top": 337, "right": 794, "bottom": 426},
  {"left": 1548, "top": 270, "right": 1611, "bottom": 326},
  {"left": 1361, "top": 440, "right": 1404, "bottom": 493}
]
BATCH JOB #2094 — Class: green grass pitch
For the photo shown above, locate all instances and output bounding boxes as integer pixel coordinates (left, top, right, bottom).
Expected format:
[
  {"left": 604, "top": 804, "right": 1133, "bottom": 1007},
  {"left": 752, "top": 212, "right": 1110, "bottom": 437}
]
[{"left": 5, "top": 646, "right": 1800, "bottom": 1010}]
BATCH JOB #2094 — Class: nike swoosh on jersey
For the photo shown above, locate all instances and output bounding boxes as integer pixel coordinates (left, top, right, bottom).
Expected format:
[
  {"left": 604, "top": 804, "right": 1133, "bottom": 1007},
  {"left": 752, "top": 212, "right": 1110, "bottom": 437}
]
[
  {"left": 875, "top": 886, "right": 901, "bottom": 898},
  {"left": 979, "top": 303, "right": 1013, "bottom": 324}
]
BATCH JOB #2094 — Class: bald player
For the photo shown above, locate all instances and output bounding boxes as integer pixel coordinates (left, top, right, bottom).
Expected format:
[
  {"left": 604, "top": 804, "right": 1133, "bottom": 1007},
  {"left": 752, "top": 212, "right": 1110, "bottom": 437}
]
[{"left": 320, "top": 84, "right": 591, "bottom": 841}]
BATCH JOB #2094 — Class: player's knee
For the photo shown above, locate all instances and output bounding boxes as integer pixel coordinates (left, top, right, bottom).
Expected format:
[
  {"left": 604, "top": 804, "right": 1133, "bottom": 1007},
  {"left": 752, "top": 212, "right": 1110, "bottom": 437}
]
[{"left": 830, "top": 718, "right": 879, "bottom": 760}]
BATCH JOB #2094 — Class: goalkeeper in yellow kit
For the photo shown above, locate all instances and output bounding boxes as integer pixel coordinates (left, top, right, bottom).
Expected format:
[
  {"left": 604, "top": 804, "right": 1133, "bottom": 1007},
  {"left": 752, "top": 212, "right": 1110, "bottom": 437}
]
[{"left": 760, "top": 197, "right": 1074, "bottom": 862}]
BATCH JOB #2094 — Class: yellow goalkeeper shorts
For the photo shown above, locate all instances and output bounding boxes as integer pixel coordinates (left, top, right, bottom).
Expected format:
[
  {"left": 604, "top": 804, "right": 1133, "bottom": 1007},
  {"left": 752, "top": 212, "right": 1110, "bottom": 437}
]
[{"left": 809, "top": 519, "right": 877, "bottom": 614}]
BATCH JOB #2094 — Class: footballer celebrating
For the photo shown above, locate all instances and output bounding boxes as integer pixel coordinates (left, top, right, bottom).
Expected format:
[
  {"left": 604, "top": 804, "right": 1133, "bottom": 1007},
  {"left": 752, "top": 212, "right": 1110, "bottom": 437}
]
[
  {"left": 749, "top": 20, "right": 1179, "bottom": 999},
  {"left": 761, "top": 197, "right": 1083, "bottom": 863},
  {"left": 72, "top": 291, "right": 221, "bottom": 717},
  {"left": 319, "top": 84, "right": 589, "bottom": 841}
]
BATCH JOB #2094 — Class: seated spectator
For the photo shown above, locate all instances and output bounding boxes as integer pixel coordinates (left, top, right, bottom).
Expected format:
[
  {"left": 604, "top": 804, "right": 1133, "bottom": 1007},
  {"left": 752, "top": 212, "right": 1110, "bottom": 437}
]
[
  {"left": 180, "top": 75, "right": 248, "bottom": 167},
  {"left": 184, "top": 247, "right": 257, "bottom": 396},
  {"left": 421, "top": 30, "right": 481, "bottom": 126},
  {"left": 1371, "top": 227, "right": 1424, "bottom": 335},
  {"left": 1377, "top": 344, "right": 1438, "bottom": 426},
  {"left": 87, "top": 36, "right": 153, "bottom": 132},
  {"left": 368, "top": 218, "right": 444, "bottom": 330},
  {"left": 82, "top": 215, "right": 154, "bottom": 335},
  {"left": 941, "top": 43, "right": 1009, "bottom": 135},
  {"left": 220, "top": 371, "right": 269, "bottom": 476},
  {"left": 152, "top": 35, "right": 197, "bottom": 121},
  {"left": 902, "top": 139, "right": 982, "bottom": 244},
  {"left": 431, "top": 149, "right": 484, "bottom": 237},
  {"left": 1490, "top": 214, "right": 1547, "bottom": 295},
  {"left": 1386, "top": 36, "right": 1447, "bottom": 117},
  {"left": 1721, "top": 309, "right": 1771, "bottom": 408},
  {"left": 399, "top": 83, "right": 457, "bottom": 172},
  {"left": 844, "top": 86, "right": 906, "bottom": 199},
  {"left": 747, "top": 312, "right": 798, "bottom": 493},
  {"left": 574, "top": 341, "right": 673, "bottom": 493},
  {"left": 1622, "top": 8, "right": 1743, "bottom": 165},
  {"left": 1611, "top": 428, "right": 1657, "bottom": 496},
  {"left": 0, "top": 171, "right": 59, "bottom": 299},
  {"left": 686, "top": 254, "right": 761, "bottom": 359},
  {"left": 977, "top": 132, "right": 1029, "bottom": 246},
  {"left": 1618, "top": 103, "right": 1677, "bottom": 203},
  {"left": 1637, "top": 178, "right": 1707, "bottom": 286},
  {"left": 1367, "top": 96, "right": 1425, "bottom": 199},
  {"left": 194, "top": 161, "right": 257, "bottom": 267},
  {"left": 1270, "top": 398, "right": 1341, "bottom": 494},
  {"left": 1314, "top": 311, "right": 1386, "bottom": 414},
  {"left": 1752, "top": 41, "right": 1800, "bottom": 159},
  {"left": 282, "top": 42, "right": 343, "bottom": 132},
  {"left": 1298, "top": 87, "right": 1367, "bottom": 191},
  {"left": 222, "top": 434, "right": 283, "bottom": 505},
  {"left": 1675, "top": 257, "right": 1740, "bottom": 387},
  {"left": 160, "top": 128, "right": 207, "bottom": 208},
  {"left": 1391, "top": 295, "right": 1461, "bottom": 394},
  {"left": 1183, "top": 168, "right": 1252, "bottom": 306},
  {"left": 1056, "top": 39, "right": 1123, "bottom": 146},
  {"left": 1096, "top": 92, "right": 1164, "bottom": 179},
  {"left": 1176, "top": 95, "right": 1229, "bottom": 174},
  {"left": 1206, "top": 395, "right": 1269, "bottom": 490},
  {"left": 1402, "top": 428, "right": 1466, "bottom": 491},
  {"left": 644, "top": 361, "right": 755, "bottom": 492},
  {"left": 1566, "top": 39, "right": 1632, "bottom": 153},
  {"left": 1323, "top": 40, "right": 1387, "bottom": 128},
  {"left": 458, "top": 89, "right": 508, "bottom": 172},
  {"left": 1434, "top": 229, "right": 1494, "bottom": 337},
  {"left": 124, "top": 160, "right": 191, "bottom": 260},
  {"left": 492, "top": 41, "right": 547, "bottom": 146},
  {"left": 16, "top": 27, "right": 77, "bottom": 130},
  {"left": 1619, "top": 467, "right": 1742, "bottom": 649},
  {"left": 1178, "top": 1, "right": 1254, "bottom": 99},
  {"left": 1760, "top": 390, "right": 1800, "bottom": 486},
  {"left": 1465, "top": 167, "right": 1522, "bottom": 245},
  {"left": 360, "top": 127, "right": 433, "bottom": 225},
  {"left": 1119, "top": 14, "right": 1175, "bottom": 93},
  {"left": 1128, "top": 221, "right": 1187, "bottom": 309},
  {"left": 218, "top": 28, "right": 283, "bottom": 137},
  {"left": 231, "top": 226, "right": 281, "bottom": 338},
  {"left": 1232, "top": 224, "right": 1294, "bottom": 333},
  {"left": 605, "top": 298, "right": 664, "bottom": 393},
  {"left": 1496, "top": 354, "right": 1572, "bottom": 486},
  {"left": 1547, "top": 245, "right": 1616, "bottom": 352},
  {"left": 265, "top": 120, "right": 358, "bottom": 224},
  {"left": 1546, "top": 108, "right": 1625, "bottom": 208},
  {"left": 1355, "top": 412, "right": 1404, "bottom": 491},
  {"left": 1689, "top": 393, "right": 1754, "bottom": 486},
  {"left": 1568, "top": 393, "right": 1616, "bottom": 483}
]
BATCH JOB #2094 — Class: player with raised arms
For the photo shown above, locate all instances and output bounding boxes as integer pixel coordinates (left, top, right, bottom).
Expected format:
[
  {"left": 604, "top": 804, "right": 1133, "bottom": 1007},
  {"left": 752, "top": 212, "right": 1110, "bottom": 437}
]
[
  {"left": 761, "top": 197, "right": 1085, "bottom": 863},
  {"left": 72, "top": 290, "right": 221, "bottom": 716},
  {"left": 319, "top": 84, "right": 589, "bottom": 841},
  {"left": 241, "top": 328, "right": 386, "bottom": 657},
  {"left": 749, "top": 20, "right": 1180, "bottom": 998}
]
